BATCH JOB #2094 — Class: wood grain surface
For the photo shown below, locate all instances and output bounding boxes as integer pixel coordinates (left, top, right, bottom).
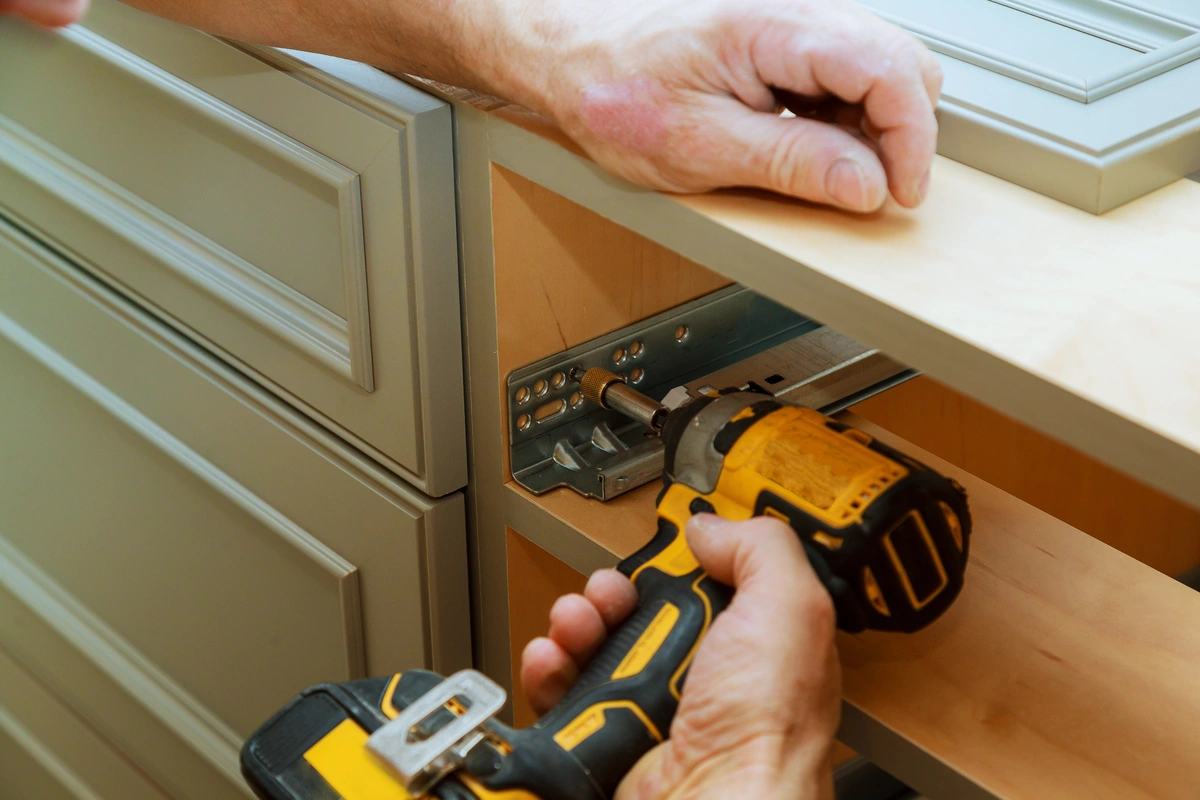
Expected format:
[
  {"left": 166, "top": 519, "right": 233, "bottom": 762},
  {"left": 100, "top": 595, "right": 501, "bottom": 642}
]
[
  {"left": 504, "top": 414, "right": 1200, "bottom": 799},
  {"left": 491, "top": 165, "right": 729, "bottom": 380},
  {"left": 853, "top": 377, "right": 1200, "bottom": 576},
  {"left": 505, "top": 529, "right": 588, "bottom": 728}
]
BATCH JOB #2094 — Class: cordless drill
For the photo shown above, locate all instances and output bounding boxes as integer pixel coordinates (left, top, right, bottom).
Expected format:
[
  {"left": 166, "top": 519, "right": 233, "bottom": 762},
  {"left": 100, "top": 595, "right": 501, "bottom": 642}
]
[{"left": 241, "top": 369, "right": 971, "bottom": 800}]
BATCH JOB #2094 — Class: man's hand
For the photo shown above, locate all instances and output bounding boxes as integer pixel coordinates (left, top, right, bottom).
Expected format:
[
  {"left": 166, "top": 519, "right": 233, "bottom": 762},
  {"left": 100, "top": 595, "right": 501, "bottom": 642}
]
[
  {"left": 492, "top": 0, "right": 942, "bottom": 212},
  {"left": 522, "top": 515, "right": 842, "bottom": 800}
]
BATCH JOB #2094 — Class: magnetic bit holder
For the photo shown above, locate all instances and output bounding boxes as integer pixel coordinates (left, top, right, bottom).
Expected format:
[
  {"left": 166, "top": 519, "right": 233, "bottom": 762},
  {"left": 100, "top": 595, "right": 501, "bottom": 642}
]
[
  {"left": 366, "top": 670, "right": 507, "bottom": 796},
  {"left": 573, "top": 366, "right": 668, "bottom": 432}
]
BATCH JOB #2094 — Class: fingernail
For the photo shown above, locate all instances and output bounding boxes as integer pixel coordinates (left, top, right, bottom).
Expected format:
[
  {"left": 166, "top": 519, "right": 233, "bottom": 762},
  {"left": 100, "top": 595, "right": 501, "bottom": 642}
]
[
  {"left": 917, "top": 169, "right": 932, "bottom": 204},
  {"left": 687, "top": 514, "right": 731, "bottom": 535},
  {"left": 825, "top": 157, "right": 869, "bottom": 210}
]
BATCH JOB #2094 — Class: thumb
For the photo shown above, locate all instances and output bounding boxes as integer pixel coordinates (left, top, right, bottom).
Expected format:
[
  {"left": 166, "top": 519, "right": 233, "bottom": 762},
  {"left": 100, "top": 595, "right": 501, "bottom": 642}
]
[
  {"left": 687, "top": 514, "right": 836, "bottom": 650},
  {"left": 713, "top": 104, "right": 889, "bottom": 212}
]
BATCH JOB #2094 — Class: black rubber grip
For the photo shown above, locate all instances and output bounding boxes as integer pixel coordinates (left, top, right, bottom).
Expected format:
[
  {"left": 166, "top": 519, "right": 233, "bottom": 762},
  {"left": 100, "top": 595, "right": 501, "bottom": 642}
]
[{"left": 518, "top": 515, "right": 731, "bottom": 798}]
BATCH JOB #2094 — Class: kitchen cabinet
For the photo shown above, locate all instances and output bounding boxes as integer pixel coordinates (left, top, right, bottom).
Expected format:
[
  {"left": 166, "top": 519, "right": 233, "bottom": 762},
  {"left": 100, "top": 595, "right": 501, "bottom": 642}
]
[{"left": 5, "top": 1, "right": 1200, "bottom": 797}]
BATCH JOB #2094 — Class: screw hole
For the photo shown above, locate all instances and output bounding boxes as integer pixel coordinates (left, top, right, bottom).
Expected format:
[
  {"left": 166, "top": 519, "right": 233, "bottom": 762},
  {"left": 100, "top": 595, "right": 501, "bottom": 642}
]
[
  {"left": 630, "top": 341, "right": 644, "bottom": 357},
  {"left": 551, "top": 372, "right": 566, "bottom": 390},
  {"left": 515, "top": 387, "right": 530, "bottom": 404},
  {"left": 516, "top": 414, "right": 531, "bottom": 431},
  {"left": 533, "top": 379, "right": 548, "bottom": 397},
  {"left": 630, "top": 368, "right": 645, "bottom": 384},
  {"left": 612, "top": 347, "right": 627, "bottom": 365},
  {"left": 674, "top": 325, "right": 689, "bottom": 343},
  {"left": 569, "top": 391, "right": 584, "bottom": 408}
]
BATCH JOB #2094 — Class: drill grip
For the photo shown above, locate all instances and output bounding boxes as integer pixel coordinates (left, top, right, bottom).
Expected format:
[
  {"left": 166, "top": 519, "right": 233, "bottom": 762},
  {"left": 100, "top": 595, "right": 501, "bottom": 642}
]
[{"left": 528, "top": 515, "right": 731, "bottom": 799}]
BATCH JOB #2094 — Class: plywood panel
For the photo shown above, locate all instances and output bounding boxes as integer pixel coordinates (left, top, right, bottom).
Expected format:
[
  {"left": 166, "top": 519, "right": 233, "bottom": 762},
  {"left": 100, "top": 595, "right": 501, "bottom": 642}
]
[
  {"left": 485, "top": 118, "right": 1200, "bottom": 518},
  {"left": 852, "top": 376, "right": 1200, "bottom": 576},
  {"left": 506, "top": 528, "right": 588, "bottom": 728},
  {"left": 491, "top": 165, "right": 729, "bottom": 379}
]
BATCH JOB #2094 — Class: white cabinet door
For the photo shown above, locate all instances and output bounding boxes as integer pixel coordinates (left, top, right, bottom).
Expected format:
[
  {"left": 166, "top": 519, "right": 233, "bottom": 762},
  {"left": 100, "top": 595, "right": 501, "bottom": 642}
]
[{"left": 860, "top": 0, "right": 1200, "bottom": 211}]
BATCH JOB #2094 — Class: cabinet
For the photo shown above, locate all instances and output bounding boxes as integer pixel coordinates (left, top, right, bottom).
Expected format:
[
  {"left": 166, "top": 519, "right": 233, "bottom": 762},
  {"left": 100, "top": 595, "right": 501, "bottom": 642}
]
[
  {"left": 0, "top": 214, "right": 469, "bottom": 798},
  {"left": 0, "top": 0, "right": 465, "bottom": 495},
  {"left": 0, "top": 11, "right": 470, "bottom": 797},
  {"left": 438, "top": 78, "right": 1200, "bottom": 798}
]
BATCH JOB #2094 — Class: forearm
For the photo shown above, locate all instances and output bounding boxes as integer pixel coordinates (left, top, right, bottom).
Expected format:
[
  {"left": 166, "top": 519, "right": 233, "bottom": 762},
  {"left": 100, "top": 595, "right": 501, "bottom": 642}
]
[{"left": 119, "top": 0, "right": 562, "bottom": 109}]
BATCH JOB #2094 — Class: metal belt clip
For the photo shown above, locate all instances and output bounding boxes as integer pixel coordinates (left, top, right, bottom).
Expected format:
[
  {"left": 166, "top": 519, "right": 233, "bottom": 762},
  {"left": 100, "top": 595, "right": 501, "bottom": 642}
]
[{"left": 366, "top": 670, "right": 507, "bottom": 795}]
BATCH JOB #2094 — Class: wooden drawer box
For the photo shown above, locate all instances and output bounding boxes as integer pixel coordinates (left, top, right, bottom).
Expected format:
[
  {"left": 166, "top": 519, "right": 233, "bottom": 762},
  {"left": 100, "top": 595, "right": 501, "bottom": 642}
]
[
  {"left": 0, "top": 0, "right": 465, "bottom": 495},
  {"left": 0, "top": 217, "right": 469, "bottom": 799}
]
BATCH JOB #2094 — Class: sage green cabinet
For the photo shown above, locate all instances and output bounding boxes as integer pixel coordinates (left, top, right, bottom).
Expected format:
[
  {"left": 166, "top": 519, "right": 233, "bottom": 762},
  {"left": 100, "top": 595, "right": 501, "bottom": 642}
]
[
  {"left": 0, "top": 646, "right": 171, "bottom": 800},
  {"left": 0, "top": 217, "right": 469, "bottom": 798},
  {"left": 0, "top": 1, "right": 466, "bottom": 495}
]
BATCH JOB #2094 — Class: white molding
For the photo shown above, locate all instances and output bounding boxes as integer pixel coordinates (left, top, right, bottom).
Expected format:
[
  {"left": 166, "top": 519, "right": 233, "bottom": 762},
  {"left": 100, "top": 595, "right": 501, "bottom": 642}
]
[
  {"left": 2, "top": 24, "right": 376, "bottom": 392},
  {"left": 864, "top": 0, "right": 1200, "bottom": 102},
  {"left": 991, "top": 0, "right": 1197, "bottom": 50},
  {"left": 0, "top": 289, "right": 367, "bottom": 680}
]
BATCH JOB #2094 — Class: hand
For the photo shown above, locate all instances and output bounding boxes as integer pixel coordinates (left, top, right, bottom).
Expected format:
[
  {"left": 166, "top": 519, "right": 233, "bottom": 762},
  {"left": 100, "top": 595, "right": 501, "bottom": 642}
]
[
  {"left": 487, "top": 0, "right": 942, "bottom": 211},
  {"left": 0, "top": 0, "right": 88, "bottom": 26},
  {"left": 521, "top": 514, "right": 842, "bottom": 800}
]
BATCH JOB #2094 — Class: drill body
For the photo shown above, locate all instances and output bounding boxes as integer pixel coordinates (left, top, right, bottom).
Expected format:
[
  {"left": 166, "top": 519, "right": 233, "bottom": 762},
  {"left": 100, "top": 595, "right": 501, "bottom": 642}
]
[{"left": 241, "top": 392, "right": 970, "bottom": 800}]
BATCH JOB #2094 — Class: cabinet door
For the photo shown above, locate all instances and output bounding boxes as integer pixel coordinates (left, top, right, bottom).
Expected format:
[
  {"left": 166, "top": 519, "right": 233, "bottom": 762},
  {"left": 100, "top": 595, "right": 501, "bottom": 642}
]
[
  {"left": 0, "top": 216, "right": 469, "bottom": 799},
  {"left": 859, "top": 0, "right": 1200, "bottom": 211},
  {"left": 0, "top": 0, "right": 465, "bottom": 494}
]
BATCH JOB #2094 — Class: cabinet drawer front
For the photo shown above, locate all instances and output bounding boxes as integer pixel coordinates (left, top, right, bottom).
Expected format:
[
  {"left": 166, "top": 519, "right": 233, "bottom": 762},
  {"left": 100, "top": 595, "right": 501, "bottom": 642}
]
[
  {"left": 0, "top": 217, "right": 469, "bottom": 798},
  {"left": 0, "top": 647, "right": 172, "bottom": 800},
  {"left": 0, "top": 3, "right": 466, "bottom": 494}
]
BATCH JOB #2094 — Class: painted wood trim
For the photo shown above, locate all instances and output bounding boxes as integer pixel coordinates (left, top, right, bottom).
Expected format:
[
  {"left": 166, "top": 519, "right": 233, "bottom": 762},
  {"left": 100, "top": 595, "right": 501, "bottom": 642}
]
[
  {"left": 3, "top": 23, "right": 376, "bottom": 391},
  {"left": 992, "top": 0, "right": 1198, "bottom": 51},
  {"left": 0, "top": 537, "right": 253, "bottom": 797},
  {"left": 258, "top": 46, "right": 470, "bottom": 496},
  {"left": 0, "top": 239, "right": 367, "bottom": 680},
  {"left": 0, "top": 647, "right": 172, "bottom": 800},
  {"left": 862, "top": 0, "right": 1200, "bottom": 102},
  {"left": 0, "top": 703, "right": 104, "bottom": 800}
]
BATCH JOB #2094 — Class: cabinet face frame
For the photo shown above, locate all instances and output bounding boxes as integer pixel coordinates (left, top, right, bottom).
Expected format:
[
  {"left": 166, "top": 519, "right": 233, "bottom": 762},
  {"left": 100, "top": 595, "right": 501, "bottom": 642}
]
[
  {"left": 858, "top": 0, "right": 1200, "bottom": 212},
  {"left": 0, "top": 5, "right": 467, "bottom": 495}
]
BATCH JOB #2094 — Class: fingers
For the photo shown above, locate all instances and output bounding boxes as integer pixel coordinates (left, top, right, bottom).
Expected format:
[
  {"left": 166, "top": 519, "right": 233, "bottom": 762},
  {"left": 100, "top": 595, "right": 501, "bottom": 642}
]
[
  {"left": 520, "top": 569, "right": 637, "bottom": 716},
  {"left": 0, "top": 0, "right": 90, "bottom": 26},
  {"left": 749, "top": 7, "right": 939, "bottom": 208},
  {"left": 584, "top": 568, "right": 639, "bottom": 630},
  {"left": 520, "top": 637, "right": 578, "bottom": 716},
  {"left": 686, "top": 514, "right": 834, "bottom": 642},
  {"left": 720, "top": 105, "right": 889, "bottom": 212},
  {"left": 548, "top": 593, "right": 609, "bottom": 665},
  {"left": 809, "top": 29, "right": 938, "bottom": 208}
]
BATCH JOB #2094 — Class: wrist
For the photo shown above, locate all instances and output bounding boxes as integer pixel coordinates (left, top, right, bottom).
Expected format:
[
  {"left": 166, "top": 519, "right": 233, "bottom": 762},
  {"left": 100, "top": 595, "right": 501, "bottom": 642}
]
[{"left": 445, "top": 0, "right": 579, "bottom": 116}]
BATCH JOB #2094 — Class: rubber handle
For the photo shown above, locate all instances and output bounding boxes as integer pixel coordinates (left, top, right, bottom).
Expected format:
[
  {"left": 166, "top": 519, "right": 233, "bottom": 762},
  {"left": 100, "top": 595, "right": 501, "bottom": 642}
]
[{"left": 526, "top": 511, "right": 730, "bottom": 798}]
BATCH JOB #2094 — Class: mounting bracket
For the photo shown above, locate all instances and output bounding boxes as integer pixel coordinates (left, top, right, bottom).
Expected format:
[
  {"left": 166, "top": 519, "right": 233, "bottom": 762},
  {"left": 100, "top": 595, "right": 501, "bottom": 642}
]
[{"left": 506, "top": 286, "right": 914, "bottom": 500}]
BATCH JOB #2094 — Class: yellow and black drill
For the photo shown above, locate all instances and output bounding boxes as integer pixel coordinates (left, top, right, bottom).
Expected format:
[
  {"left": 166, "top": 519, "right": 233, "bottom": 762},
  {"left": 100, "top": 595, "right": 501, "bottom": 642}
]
[{"left": 241, "top": 369, "right": 971, "bottom": 800}]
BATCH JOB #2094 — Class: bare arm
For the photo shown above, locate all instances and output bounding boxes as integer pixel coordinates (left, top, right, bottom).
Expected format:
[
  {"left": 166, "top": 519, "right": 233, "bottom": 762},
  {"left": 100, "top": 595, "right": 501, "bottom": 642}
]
[{"left": 5, "top": 0, "right": 942, "bottom": 211}]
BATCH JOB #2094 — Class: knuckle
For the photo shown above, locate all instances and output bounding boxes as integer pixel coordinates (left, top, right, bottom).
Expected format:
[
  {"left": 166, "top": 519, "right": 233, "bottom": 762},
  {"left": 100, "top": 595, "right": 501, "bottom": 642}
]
[
  {"left": 796, "top": 583, "right": 837, "bottom": 640},
  {"left": 760, "top": 128, "right": 840, "bottom": 196}
]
